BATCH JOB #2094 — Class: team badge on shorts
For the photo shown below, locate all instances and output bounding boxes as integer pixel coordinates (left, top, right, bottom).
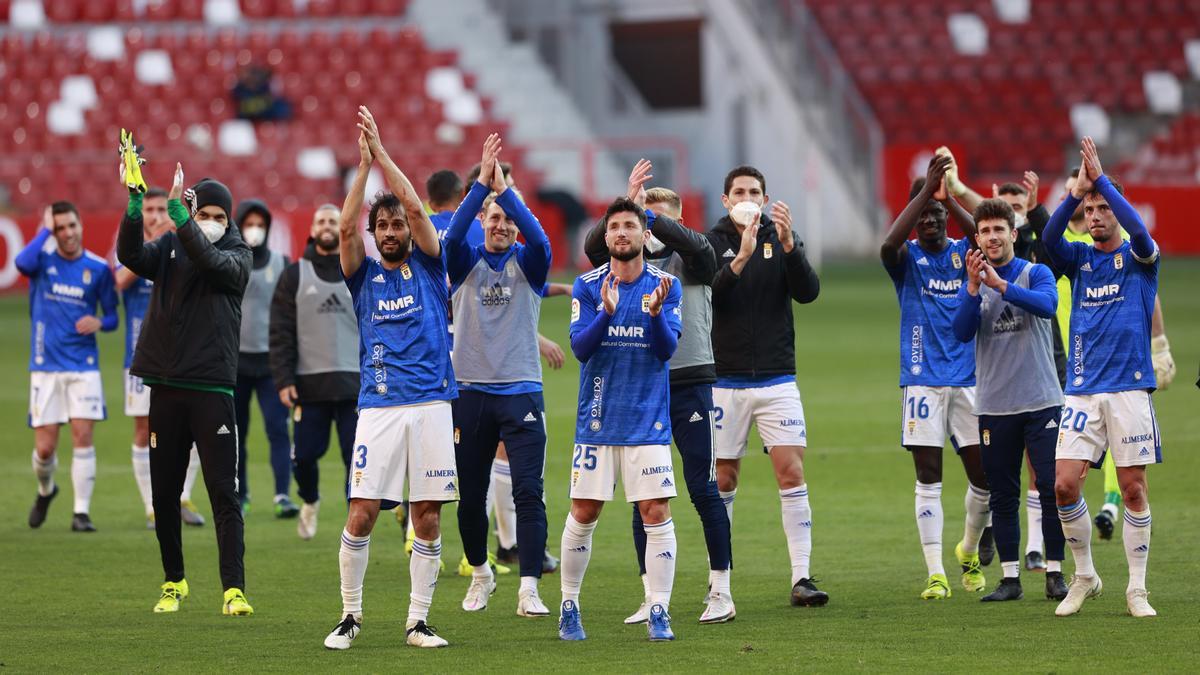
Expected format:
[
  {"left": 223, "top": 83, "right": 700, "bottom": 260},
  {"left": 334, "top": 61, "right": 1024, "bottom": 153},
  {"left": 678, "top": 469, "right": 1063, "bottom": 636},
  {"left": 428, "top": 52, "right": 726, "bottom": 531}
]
[
  {"left": 571, "top": 469, "right": 581, "bottom": 487},
  {"left": 951, "top": 252, "right": 962, "bottom": 269},
  {"left": 454, "top": 427, "right": 460, "bottom": 444},
  {"left": 907, "top": 420, "right": 916, "bottom": 435},
  {"left": 400, "top": 263, "right": 412, "bottom": 280},
  {"left": 642, "top": 294, "right": 651, "bottom": 312},
  {"left": 982, "top": 429, "right": 991, "bottom": 446},
  {"left": 353, "top": 470, "right": 363, "bottom": 487},
  {"left": 1114, "top": 253, "right": 1124, "bottom": 270},
  {"left": 763, "top": 243, "right": 773, "bottom": 259},
  {"left": 150, "top": 432, "right": 156, "bottom": 448}
]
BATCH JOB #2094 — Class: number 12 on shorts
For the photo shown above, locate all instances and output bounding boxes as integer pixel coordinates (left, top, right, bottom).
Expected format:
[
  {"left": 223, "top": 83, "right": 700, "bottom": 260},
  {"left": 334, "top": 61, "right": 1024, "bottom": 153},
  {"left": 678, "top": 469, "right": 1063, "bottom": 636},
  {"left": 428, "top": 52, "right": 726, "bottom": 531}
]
[{"left": 573, "top": 444, "right": 597, "bottom": 471}]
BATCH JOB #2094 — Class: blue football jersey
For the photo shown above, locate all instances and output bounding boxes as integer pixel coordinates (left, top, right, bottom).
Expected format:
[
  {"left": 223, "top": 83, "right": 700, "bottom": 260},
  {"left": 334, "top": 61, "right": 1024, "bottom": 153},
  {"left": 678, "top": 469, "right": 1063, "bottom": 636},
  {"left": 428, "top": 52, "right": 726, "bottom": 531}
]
[
  {"left": 1056, "top": 240, "right": 1158, "bottom": 394},
  {"left": 570, "top": 263, "right": 682, "bottom": 445},
  {"left": 885, "top": 238, "right": 975, "bottom": 387},
  {"left": 26, "top": 249, "right": 117, "bottom": 372},
  {"left": 431, "top": 210, "right": 484, "bottom": 250},
  {"left": 345, "top": 251, "right": 457, "bottom": 408},
  {"left": 119, "top": 268, "right": 153, "bottom": 369}
]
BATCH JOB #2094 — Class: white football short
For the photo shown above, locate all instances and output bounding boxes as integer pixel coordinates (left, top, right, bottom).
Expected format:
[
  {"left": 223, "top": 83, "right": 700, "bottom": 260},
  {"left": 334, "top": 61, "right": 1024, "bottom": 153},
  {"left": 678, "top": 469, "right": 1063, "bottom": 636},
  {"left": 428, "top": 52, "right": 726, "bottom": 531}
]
[
  {"left": 1056, "top": 391, "right": 1161, "bottom": 467},
  {"left": 348, "top": 401, "right": 459, "bottom": 503},
  {"left": 713, "top": 382, "right": 808, "bottom": 460},
  {"left": 29, "top": 371, "right": 106, "bottom": 427},
  {"left": 124, "top": 369, "right": 151, "bottom": 417},
  {"left": 568, "top": 443, "right": 678, "bottom": 503},
  {"left": 900, "top": 385, "right": 980, "bottom": 451}
]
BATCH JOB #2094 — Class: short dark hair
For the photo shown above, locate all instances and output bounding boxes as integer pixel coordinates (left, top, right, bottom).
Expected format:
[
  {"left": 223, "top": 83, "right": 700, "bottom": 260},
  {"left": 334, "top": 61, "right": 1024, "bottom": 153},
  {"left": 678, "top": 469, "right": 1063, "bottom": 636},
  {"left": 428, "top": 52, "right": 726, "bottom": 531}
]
[
  {"left": 973, "top": 197, "right": 1015, "bottom": 230},
  {"left": 909, "top": 177, "right": 927, "bottom": 200},
  {"left": 603, "top": 197, "right": 647, "bottom": 229},
  {"left": 145, "top": 187, "right": 169, "bottom": 200},
  {"left": 465, "top": 161, "right": 512, "bottom": 188},
  {"left": 51, "top": 201, "right": 79, "bottom": 219},
  {"left": 367, "top": 191, "right": 403, "bottom": 233},
  {"left": 997, "top": 182, "right": 1026, "bottom": 196},
  {"left": 1086, "top": 176, "right": 1124, "bottom": 198},
  {"left": 723, "top": 165, "right": 766, "bottom": 196},
  {"left": 1069, "top": 167, "right": 1080, "bottom": 179},
  {"left": 425, "top": 170, "right": 463, "bottom": 207}
]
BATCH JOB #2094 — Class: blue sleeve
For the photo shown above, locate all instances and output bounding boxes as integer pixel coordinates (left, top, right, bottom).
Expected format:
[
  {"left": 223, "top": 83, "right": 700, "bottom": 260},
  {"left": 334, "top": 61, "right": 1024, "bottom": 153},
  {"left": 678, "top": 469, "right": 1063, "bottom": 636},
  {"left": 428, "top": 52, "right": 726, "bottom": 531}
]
[
  {"left": 498, "top": 188, "right": 551, "bottom": 290},
  {"left": 882, "top": 241, "right": 907, "bottom": 284},
  {"left": 1042, "top": 194, "right": 1082, "bottom": 274},
  {"left": 98, "top": 265, "right": 119, "bottom": 331},
  {"left": 1095, "top": 175, "right": 1155, "bottom": 261},
  {"left": 15, "top": 228, "right": 51, "bottom": 277},
  {"left": 952, "top": 287, "right": 981, "bottom": 343},
  {"left": 569, "top": 279, "right": 609, "bottom": 362},
  {"left": 1001, "top": 263, "right": 1057, "bottom": 319},
  {"left": 541, "top": 282, "right": 551, "bottom": 298},
  {"left": 343, "top": 258, "right": 369, "bottom": 295},
  {"left": 647, "top": 280, "right": 682, "bottom": 361},
  {"left": 445, "top": 181, "right": 488, "bottom": 284}
]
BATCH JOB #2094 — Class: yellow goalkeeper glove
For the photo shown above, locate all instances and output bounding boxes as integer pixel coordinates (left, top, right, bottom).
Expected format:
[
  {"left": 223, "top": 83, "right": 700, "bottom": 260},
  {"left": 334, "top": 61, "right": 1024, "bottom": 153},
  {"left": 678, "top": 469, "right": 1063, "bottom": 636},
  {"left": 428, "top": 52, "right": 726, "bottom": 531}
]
[
  {"left": 119, "top": 128, "right": 148, "bottom": 193},
  {"left": 1151, "top": 335, "right": 1175, "bottom": 389}
]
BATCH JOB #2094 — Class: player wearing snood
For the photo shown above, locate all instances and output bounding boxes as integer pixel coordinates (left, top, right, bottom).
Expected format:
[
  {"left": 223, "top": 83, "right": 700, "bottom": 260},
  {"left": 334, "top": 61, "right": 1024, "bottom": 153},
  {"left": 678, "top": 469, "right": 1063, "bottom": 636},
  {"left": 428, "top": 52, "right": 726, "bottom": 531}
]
[
  {"left": 117, "top": 156, "right": 254, "bottom": 616},
  {"left": 232, "top": 199, "right": 295, "bottom": 517}
]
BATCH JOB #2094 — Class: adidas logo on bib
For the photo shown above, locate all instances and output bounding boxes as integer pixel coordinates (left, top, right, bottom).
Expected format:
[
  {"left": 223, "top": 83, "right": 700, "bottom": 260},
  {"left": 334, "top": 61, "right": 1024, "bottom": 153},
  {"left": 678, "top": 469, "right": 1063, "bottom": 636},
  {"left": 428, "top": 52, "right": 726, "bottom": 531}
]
[
  {"left": 523, "top": 412, "right": 537, "bottom": 422},
  {"left": 689, "top": 412, "right": 703, "bottom": 423}
]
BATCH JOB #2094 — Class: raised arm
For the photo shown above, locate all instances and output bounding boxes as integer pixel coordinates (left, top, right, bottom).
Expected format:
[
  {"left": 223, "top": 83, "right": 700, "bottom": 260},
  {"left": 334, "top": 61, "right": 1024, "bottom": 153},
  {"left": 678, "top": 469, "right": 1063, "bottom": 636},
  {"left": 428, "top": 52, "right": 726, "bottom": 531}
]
[
  {"left": 445, "top": 180, "right": 489, "bottom": 284},
  {"left": 1082, "top": 137, "right": 1155, "bottom": 260},
  {"left": 500, "top": 183, "right": 552, "bottom": 290},
  {"left": 881, "top": 154, "right": 951, "bottom": 267},
  {"left": 647, "top": 211, "right": 717, "bottom": 284},
  {"left": 15, "top": 222, "right": 51, "bottom": 277},
  {"left": 166, "top": 165, "right": 250, "bottom": 295},
  {"left": 339, "top": 132, "right": 372, "bottom": 279},
  {"left": 941, "top": 193, "right": 976, "bottom": 241},
  {"left": 938, "top": 146, "right": 984, "bottom": 213},
  {"left": 116, "top": 193, "right": 167, "bottom": 280},
  {"left": 358, "top": 106, "right": 439, "bottom": 258}
]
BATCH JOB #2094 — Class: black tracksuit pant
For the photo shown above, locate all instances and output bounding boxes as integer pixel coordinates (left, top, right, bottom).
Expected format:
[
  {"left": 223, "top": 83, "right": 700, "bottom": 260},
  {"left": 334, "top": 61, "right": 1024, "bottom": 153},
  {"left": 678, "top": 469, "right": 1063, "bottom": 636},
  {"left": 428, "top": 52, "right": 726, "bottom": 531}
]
[{"left": 149, "top": 384, "right": 245, "bottom": 590}]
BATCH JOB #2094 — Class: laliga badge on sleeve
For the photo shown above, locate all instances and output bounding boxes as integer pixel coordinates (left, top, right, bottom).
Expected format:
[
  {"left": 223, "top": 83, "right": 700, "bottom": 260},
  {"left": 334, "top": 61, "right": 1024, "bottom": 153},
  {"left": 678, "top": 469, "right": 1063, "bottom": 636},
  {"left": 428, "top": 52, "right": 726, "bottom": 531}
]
[
  {"left": 1114, "top": 253, "right": 1124, "bottom": 269},
  {"left": 951, "top": 252, "right": 963, "bottom": 269},
  {"left": 763, "top": 243, "right": 773, "bottom": 259},
  {"left": 400, "top": 264, "right": 412, "bottom": 280},
  {"left": 571, "top": 298, "right": 580, "bottom": 322}
]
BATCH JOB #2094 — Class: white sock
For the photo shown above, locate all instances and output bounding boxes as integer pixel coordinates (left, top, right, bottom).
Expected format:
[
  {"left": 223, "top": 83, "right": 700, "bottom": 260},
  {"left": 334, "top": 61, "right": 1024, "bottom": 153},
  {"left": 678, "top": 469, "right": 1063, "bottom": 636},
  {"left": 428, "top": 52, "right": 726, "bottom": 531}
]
[
  {"left": 520, "top": 576, "right": 538, "bottom": 594},
  {"left": 132, "top": 445, "right": 153, "bottom": 514},
  {"left": 32, "top": 449, "right": 57, "bottom": 497},
  {"left": 339, "top": 529, "right": 370, "bottom": 618},
  {"left": 780, "top": 485, "right": 813, "bottom": 585},
  {"left": 719, "top": 489, "right": 736, "bottom": 526},
  {"left": 560, "top": 514, "right": 596, "bottom": 605},
  {"left": 492, "top": 460, "right": 517, "bottom": 550},
  {"left": 1047, "top": 559, "right": 1062, "bottom": 573},
  {"left": 1002, "top": 560, "right": 1020, "bottom": 579},
  {"left": 710, "top": 568, "right": 731, "bottom": 596},
  {"left": 408, "top": 536, "right": 442, "bottom": 623},
  {"left": 472, "top": 563, "right": 493, "bottom": 582},
  {"left": 1123, "top": 508, "right": 1151, "bottom": 592},
  {"left": 643, "top": 518, "right": 676, "bottom": 610},
  {"left": 1057, "top": 499, "right": 1095, "bottom": 577},
  {"left": 181, "top": 445, "right": 200, "bottom": 502},
  {"left": 1025, "top": 489, "right": 1043, "bottom": 554},
  {"left": 914, "top": 481, "right": 945, "bottom": 576},
  {"left": 641, "top": 573, "right": 650, "bottom": 600},
  {"left": 71, "top": 447, "right": 96, "bottom": 514},
  {"left": 961, "top": 484, "right": 990, "bottom": 555}
]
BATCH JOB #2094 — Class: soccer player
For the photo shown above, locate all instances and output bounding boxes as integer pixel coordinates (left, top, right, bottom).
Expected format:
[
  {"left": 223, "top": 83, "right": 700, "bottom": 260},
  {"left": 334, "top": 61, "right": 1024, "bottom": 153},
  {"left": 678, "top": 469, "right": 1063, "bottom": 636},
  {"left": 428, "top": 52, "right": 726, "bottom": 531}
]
[
  {"left": 117, "top": 186, "right": 206, "bottom": 530},
  {"left": 19, "top": 201, "right": 118, "bottom": 532},
  {"left": 323, "top": 107, "right": 456, "bottom": 650},
  {"left": 707, "top": 165, "right": 825, "bottom": 607},
  {"left": 880, "top": 155, "right": 991, "bottom": 599},
  {"left": 233, "top": 199, "right": 296, "bottom": 518},
  {"left": 584, "top": 161, "right": 734, "bottom": 624},
  {"left": 269, "top": 203, "right": 360, "bottom": 540},
  {"left": 116, "top": 135, "right": 253, "bottom": 616},
  {"left": 559, "top": 196, "right": 682, "bottom": 642},
  {"left": 445, "top": 133, "right": 553, "bottom": 616},
  {"left": 951, "top": 198, "right": 1068, "bottom": 602},
  {"left": 1042, "top": 137, "right": 1161, "bottom": 618}
]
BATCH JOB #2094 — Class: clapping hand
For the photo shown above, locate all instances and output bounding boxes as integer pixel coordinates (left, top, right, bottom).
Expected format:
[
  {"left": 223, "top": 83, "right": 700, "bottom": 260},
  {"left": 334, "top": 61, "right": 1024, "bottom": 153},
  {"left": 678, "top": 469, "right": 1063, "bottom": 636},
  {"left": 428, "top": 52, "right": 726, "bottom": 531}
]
[
  {"left": 626, "top": 159, "right": 653, "bottom": 207},
  {"left": 646, "top": 276, "right": 672, "bottom": 317},
  {"left": 600, "top": 273, "right": 621, "bottom": 315}
]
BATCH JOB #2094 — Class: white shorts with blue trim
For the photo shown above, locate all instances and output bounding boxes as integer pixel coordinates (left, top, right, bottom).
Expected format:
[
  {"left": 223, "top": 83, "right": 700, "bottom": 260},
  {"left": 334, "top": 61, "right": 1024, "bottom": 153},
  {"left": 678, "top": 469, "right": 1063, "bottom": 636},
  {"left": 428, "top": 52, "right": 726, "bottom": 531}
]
[
  {"left": 124, "top": 369, "right": 151, "bottom": 417},
  {"left": 1055, "top": 391, "right": 1161, "bottom": 467},
  {"left": 713, "top": 382, "right": 808, "bottom": 459},
  {"left": 900, "top": 385, "right": 979, "bottom": 451},
  {"left": 568, "top": 443, "right": 677, "bottom": 503},
  {"left": 349, "top": 401, "right": 459, "bottom": 503},
  {"left": 29, "top": 371, "right": 106, "bottom": 427}
]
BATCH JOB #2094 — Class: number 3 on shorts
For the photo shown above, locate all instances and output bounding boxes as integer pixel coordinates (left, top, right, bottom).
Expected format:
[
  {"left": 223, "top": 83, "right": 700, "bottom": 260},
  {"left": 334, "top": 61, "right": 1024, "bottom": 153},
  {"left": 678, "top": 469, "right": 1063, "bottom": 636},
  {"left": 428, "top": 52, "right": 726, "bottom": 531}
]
[
  {"left": 572, "top": 444, "right": 597, "bottom": 471},
  {"left": 354, "top": 445, "right": 368, "bottom": 469}
]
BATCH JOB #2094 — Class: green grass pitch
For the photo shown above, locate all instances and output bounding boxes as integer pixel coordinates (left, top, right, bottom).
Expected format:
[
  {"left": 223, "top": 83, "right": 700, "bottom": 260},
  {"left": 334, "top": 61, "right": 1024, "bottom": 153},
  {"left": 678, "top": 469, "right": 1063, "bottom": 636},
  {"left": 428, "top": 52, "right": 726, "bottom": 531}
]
[{"left": 1, "top": 260, "right": 1197, "bottom": 672}]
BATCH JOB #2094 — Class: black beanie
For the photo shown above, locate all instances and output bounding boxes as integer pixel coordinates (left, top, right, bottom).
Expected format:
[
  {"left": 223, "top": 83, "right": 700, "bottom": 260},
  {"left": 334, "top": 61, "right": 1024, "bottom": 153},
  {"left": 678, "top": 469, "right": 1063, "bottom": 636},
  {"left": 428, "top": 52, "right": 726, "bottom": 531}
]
[{"left": 183, "top": 178, "right": 233, "bottom": 222}]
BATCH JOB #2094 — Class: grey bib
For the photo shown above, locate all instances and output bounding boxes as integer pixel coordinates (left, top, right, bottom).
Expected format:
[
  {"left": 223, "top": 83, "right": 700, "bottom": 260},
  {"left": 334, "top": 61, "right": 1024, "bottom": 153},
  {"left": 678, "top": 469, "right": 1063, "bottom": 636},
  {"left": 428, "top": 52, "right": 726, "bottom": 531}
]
[{"left": 296, "top": 258, "right": 360, "bottom": 376}]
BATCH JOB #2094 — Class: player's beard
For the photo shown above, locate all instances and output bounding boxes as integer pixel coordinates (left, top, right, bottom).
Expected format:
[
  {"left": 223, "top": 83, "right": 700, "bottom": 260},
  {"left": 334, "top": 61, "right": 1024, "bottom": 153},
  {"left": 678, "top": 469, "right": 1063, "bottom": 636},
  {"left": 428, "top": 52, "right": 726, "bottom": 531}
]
[
  {"left": 315, "top": 230, "right": 339, "bottom": 252},
  {"left": 611, "top": 246, "right": 642, "bottom": 262},
  {"left": 377, "top": 235, "right": 411, "bottom": 262}
]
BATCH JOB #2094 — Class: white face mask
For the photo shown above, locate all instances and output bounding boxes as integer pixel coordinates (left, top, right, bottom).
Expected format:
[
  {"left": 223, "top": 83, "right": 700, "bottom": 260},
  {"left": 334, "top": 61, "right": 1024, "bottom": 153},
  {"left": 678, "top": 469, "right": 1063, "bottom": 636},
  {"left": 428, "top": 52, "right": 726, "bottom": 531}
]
[
  {"left": 196, "top": 219, "right": 226, "bottom": 243},
  {"left": 729, "top": 200, "right": 761, "bottom": 228},
  {"left": 243, "top": 226, "right": 266, "bottom": 247},
  {"left": 644, "top": 232, "right": 666, "bottom": 255},
  {"left": 1013, "top": 214, "right": 1027, "bottom": 229}
]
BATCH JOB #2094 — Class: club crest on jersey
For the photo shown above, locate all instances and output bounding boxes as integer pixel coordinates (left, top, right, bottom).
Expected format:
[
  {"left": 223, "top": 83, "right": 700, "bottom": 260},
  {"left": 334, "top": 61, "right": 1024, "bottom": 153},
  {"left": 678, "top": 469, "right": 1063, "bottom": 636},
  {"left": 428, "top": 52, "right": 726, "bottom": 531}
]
[
  {"left": 82, "top": 269, "right": 92, "bottom": 284},
  {"left": 982, "top": 429, "right": 991, "bottom": 446},
  {"left": 1114, "top": 252, "right": 1123, "bottom": 269},
  {"left": 642, "top": 294, "right": 652, "bottom": 312},
  {"left": 400, "top": 263, "right": 412, "bottom": 280},
  {"left": 763, "top": 243, "right": 773, "bottom": 259},
  {"left": 951, "top": 252, "right": 963, "bottom": 269},
  {"left": 571, "top": 298, "right": 580, "bottom": 322}
]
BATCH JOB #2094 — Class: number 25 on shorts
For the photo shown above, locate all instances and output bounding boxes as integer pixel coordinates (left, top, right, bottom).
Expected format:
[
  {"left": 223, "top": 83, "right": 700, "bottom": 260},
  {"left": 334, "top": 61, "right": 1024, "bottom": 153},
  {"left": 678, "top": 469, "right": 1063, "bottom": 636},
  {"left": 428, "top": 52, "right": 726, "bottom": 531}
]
[{"left": 572, "top": 445, "right": 597, "bottom": 471}]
